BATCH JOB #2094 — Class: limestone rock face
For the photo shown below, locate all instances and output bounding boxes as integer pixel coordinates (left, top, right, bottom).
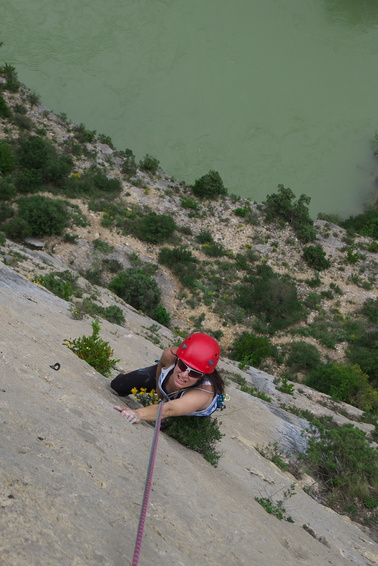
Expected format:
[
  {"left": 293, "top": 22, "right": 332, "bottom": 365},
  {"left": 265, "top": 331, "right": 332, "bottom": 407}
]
[{"left": 0, "top": 262, "right": 377, "bottom": 566}]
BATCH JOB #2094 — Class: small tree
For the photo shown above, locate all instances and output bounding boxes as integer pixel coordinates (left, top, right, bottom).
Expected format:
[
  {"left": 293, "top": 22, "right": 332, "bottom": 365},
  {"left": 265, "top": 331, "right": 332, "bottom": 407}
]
[
  {"left": 303, "top": 244, "right": 331, "bottom": 271},
  {"left": 229, "top": 332, "right": 272, "bottom": 368},
  {"left": 16, "top": 195, "right": 70, "bottom": 237},
  {"left": 109, "top": 268, "right": 161, "bottom": 317},
  {"left": 192, "top": 170, "right": 227, "bottom": 199}
]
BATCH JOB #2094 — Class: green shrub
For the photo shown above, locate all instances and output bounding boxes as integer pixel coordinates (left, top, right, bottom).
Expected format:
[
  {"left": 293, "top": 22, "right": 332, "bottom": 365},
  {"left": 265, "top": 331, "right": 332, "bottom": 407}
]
[
  {"left": 16, "top": 136, "right": 73, "bottom": 187},
  {"left": 362, "top": 297, "right": 378, "bottom": 323},
  {"left": 264, "top": 185, "right": 316, "bottom": 243},
  {"left": 306, "top": 362, "right": 378, "bottom": 412},
  {"left": 121, "top": 148, "right": 137, "bottom": 177},
  {"left": 15, "top": 169, "right": 43, "bottom": 194},
  {"left": 192, "top": 170, "right": 227, "bottom": 200},
  {"left": 0, "top": 231, "right": 6, "bottom": 246},
  {"left": 139, "top": 154, "right": 160, "bottom": 174},
  {"left": 304, "top": 422, "right": 378, "bottom": 513},
  {"left": 102, "top": 258, "right": 122, "bottom": 273},
  {"left": 196, "top": 230, "right": 214, "bottom": 244},
  {"left": 180, "top": 197, "right": 200, "bottom": 211},
  {"left": 202, "top": 241, "right": 225, "bottom": 258},
  {"left": 234, "top": 204, "right": 251, "bottom": 217},
  {"left": 229, "top": 332, "right": 273, "bottom": 368},
  {"left": 0, "top": 202, "right": 14, "bottom": 223},
  {"left": 0, "top": 64, "right": 20, "bottom": 92},
  {"left": 128, "top": 211, "right": 176, "bottom": 244},
  {"left": 285, "top": 341, "right": 321, "bottom": 374},
  {"left": 0, "top": 142, "right": 15, "bottom": 174},
  {"left": 158, "top": 246, "right": 199, "bottom": 289},
  {"left": 2, "top": 216, "right": 31, "bottom": 240},
  {"left": 0, "top": 178, "right": 16, "bottom": 200},
  {"left": 64, "top": 168, "right": 122, "bottom": 198},
  {"left": 162, "top": 415, "right": 224, "bottom": 466},
  {"left": 109, "top": 268, "right": 161, "bottom": 317},
  {"left": 303, "top": 244, "right": 331, "bottom": 271},
  {"left": 236, "top": 266, "right": 304, "bottom": 332},
  {"left": 347, "top": 330, "right": 378, "bottom": 386},
  {"left": 341, "top": 209, "right": 378, "bottom": 239},
  {"left": 0, "top": 95, "right": 12, "bottom": 118},
  {"left": 71, "top": 299, "right": 125, "bottom": 326},
  {"left": 152, "top": 304, "right": 171, "bottom": 326},
  {"left": 17, "top": 195, "right": 70, "bottom": 237},
  {"left": 63, "top": 321, "right": 119, "bottom": 377},
  {"left": 34, "top": 270, "right": 80, "bottom": 300}
]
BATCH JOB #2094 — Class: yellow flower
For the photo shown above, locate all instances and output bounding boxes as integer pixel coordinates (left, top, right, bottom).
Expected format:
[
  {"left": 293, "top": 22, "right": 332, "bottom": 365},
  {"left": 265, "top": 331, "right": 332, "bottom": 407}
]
[{"left": 131, "top": 387, "right": 138, "bottom": 395}]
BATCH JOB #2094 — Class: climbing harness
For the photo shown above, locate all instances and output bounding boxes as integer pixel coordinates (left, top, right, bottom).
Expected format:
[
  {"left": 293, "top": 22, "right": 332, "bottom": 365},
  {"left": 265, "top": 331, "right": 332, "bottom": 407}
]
[
  {"left": 131, "top": 401, "right": 165, "bottom": 566},
  {"left": 216, "top": 393, "right": 230, "bottom": 411}
]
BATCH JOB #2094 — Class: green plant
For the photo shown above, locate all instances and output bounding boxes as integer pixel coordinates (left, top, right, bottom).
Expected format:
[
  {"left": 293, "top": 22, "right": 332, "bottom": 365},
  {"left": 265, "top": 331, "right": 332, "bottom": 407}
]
[
  {"left": 256, "top": 442, "right": 288, "bottom": 471},
  {"left": 152, "top": 304, "right": 171, "bottom": 326},
  {"left": 121, "top": 148, "right": 138, "bottom": 177},
  {"left": 33, "top": 270, "right": 81, "bottom": 300},
  {"left": 131, "top": 387, "right": 160, "bottom": 406},
  {"left": 158, "top": 246, "right": 199, "bottom": 289},
  {"left": 191, "top": 170, "right": 227, "bottom": 200},
  {"left": 0, "top": 142, "right": 15, "bottom": 174},
  {"left": 180, "top": 197, "right": 200, "bottom": 211},
  {"left": 162, "top": 415, "right": 224, "bottom": 467},
  {"left": 108, "top": 268, "right": 161, "bottom": 317},
  {"left": 263, "top": 185, "right": 316, "bottom": 243},
  {"left": 255, "top": 483, "right": 296, "bottom": 522},
  {"left": 70, "top": 299, "right": 125, "bottom": 326},
  {"left": 303, "top": 244, "right": 331, "bottom": 271},
  {"left": 306, "top": 362, "right": 378, "bottom": 412},
  {"left": 16, "top": 195, "right": 70, "bottom": 237},
  {"left": 0, "top": 231, "right": 6, "bottom": 246},
  {"left": 92, "top": 238, "right": 115, "bottom": 254},
  {"left": 275, "top": 377, "right": 295, "bottom": 395},
  {"left": 285, "top": 341, "right": 321, "bottom": 374},
  {"left": 139, "top": 154, "right": 160, "bottom": 174},
  {"left": 0, "top": 202, "right": 14, "bottom": 223},
  {"left": 362, "top": 297, "right": 378, "bottom": 323},
  {"left": 236, "top": 265, "right": 304, "bottom": 332},
  {"left": 0, "top": 96, "right": 12, "bottom": 118},
  {"left": 63, "top": 321, "right": 119, "bottom": 377},
  {"left": 229, "top": 332, "right": 273, "bottom": 368},
  {"left": 304, "top": 422, "right": 378, "bottom": 515},
  {"left": 127, "top": 211, "right": 176, "bottom": 244}
]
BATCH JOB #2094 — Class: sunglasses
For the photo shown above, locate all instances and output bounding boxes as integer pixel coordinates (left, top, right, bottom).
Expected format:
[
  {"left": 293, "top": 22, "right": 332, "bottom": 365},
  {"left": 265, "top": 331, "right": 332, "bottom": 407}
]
[{"left": 177, "top": 358, "right": 204, "bottom": 379}]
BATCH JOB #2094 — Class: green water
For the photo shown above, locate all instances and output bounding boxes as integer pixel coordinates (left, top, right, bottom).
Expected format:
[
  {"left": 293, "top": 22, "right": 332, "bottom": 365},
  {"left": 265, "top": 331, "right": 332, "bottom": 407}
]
[{"left": 2, "top": 0, "right": 378, "bottom": 217}]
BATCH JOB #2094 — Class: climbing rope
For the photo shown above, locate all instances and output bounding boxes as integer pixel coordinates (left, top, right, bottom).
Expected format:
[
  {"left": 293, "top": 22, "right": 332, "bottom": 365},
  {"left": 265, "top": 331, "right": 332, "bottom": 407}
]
[{"left": 131, "top": 401, "right": 165, "bottom": 566}]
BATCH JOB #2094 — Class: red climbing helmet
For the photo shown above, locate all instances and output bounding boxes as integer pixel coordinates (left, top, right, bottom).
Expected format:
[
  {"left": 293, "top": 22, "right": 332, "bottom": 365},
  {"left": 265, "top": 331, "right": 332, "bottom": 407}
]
[{"left": 176, "top": 332, "right": 220, "bottom": 374}]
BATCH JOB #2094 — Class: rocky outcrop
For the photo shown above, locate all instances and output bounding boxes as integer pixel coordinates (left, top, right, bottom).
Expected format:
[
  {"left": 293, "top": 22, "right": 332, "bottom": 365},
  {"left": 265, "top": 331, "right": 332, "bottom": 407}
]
[{"left": 1, "top": 260, "right": 377, "bottom": 566}]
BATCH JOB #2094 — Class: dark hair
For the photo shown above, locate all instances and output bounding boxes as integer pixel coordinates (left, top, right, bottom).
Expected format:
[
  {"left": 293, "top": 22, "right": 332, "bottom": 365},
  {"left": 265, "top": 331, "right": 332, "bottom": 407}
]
[{"left": 196, "top": 368, "right": 225, "bottom": 395}]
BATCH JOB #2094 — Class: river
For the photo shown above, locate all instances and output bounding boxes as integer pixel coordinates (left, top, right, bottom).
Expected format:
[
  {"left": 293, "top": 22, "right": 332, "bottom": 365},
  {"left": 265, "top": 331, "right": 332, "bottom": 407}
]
[{"left": 2, "top": 0, "right": 378, "bottom": 217}]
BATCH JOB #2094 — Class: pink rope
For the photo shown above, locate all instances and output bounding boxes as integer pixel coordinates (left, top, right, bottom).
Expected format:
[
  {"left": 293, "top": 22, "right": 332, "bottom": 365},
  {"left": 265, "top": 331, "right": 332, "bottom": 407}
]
[{"left": 131, "top": 402, "right": 164, "bottom": 566}]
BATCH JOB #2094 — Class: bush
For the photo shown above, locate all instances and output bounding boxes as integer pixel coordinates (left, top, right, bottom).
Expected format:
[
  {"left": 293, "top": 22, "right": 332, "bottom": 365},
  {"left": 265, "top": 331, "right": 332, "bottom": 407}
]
[
  {"left": 162, "top": 415, "right": 224, "bottom": 466},
  {"left": 158, "top": 246, "right": 199, "bottom": 289},
  {"left": 64, "top": 168, "right": 122, "bottom": 198},
  {"left": 0, "top": 96, "right": 12, "bottom": 118},
  {"left": 306, "top": 362, "right": 378, "bottom": 412},
  {"left": 192, "top": 170, "right": 227, "bottom": 200},
  {"left": 0, "top": 232, "right": 6, "bottom": 246},
  {"left": 303, "top": 244, "right": 331, "bottom": 271},
  {"left": 264, "top": 185, "right": 316, "bottom": 243},
  {"left": 236, "top": 266, "right": 304, "bottom": 332},
  {"left": 16, "top": 136, "right": 73, "bottom": 187},
  {"left": 229, "top": 332, "right": 273, "bottom": 368},
  {"left": 34, "top": 270, "right": 80, "bottom": 300},
  {"left": 0, "top": 178, "right": 16, "bottom": 200},
  {"left": 304, "top": 422, "right": 378, "bottom": 512},
  {"left": 152, "top": 304, "right": 171, "bottom": 326},
  {"left": 341, "top": 209, "right": 378, "bottom": 239},
  {"left": 362, "top": 297, "right": 378, "bottom": 323},
  {"left": 72, "top": 299, "right": 125, "bottom": 326},
  {"left": 347, "top": 330, "right": 378, "bottom": 386},
  {"left": 0, "top": 142, "right": 15, "bottom": 174},
  {"left": 128, "top": 211, "right": 176, "bottom": 244},
  {"left": 63, "top": 321, "right": 119, "bottom": 377},
  {"left": 16, "top": 195, "right": 70, "bottom": 237},
  {"left": 2, "top": 216, "right": 31, "bottom": 240},
  {"left": 139, "top": 154, "right": 160, "bottom": 174},
  {"left": 0, "top": 202, "right": 14, "bottom": 223},
  {"left": 285, "top": 341, "right": 321, "bottom": 374},
  {"left": 108, "top": 268, "right": 161, "bottom": 317},
  {"left": 121, "top": 148, "right": 137, "bottom": 177}
]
